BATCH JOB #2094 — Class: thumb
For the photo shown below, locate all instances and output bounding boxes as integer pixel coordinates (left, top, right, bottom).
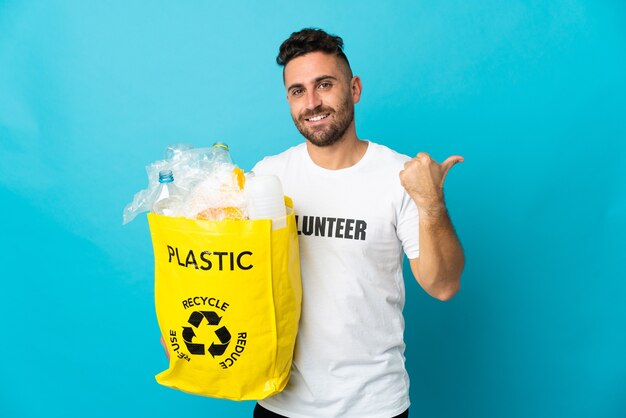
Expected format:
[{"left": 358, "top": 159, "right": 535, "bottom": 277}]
[{"left": 440, "top": 155, "right": 464, "bottom": 183}]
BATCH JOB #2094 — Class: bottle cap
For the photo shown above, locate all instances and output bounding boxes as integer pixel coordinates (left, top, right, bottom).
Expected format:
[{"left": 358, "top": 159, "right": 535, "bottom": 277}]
[
  {"left": 212, "top": 142, "right": 229, "bottom": 151},
  {"left": 158, "top": 170, "right": 174, "bottom": 183}
]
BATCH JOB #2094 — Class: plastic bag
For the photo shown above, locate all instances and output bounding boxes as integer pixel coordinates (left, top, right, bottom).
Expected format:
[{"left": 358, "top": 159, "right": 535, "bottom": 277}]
[{"left": 149, "top": 197, "right": 302, "bottom": 399}]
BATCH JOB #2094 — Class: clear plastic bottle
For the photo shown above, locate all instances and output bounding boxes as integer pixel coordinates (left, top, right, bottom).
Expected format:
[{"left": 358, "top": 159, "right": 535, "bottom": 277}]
[
  {"left": 244, "top": 174, "right": 286, "bottom": 229},
  {"left": 152, "top": 170, "right": 184, "bottom": 216},
  {"left": 211, "top": 142, "right": 233, "bottom": 165}
]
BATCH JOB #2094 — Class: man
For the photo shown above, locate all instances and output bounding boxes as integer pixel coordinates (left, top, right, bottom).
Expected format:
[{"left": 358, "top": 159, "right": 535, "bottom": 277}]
[{"left": 251, "top": 28, "right": 465, "bottom": 418}]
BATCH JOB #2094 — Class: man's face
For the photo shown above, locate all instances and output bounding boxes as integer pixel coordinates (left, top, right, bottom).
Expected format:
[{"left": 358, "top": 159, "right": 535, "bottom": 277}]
[{"left": 283, "top": 52, "right": 361, "bottom": 147}]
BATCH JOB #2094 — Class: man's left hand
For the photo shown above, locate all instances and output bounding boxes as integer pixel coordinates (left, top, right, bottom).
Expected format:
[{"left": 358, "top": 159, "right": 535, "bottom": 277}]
[{"left": 399, "top": 153, "right": 464, "bottom": 214}]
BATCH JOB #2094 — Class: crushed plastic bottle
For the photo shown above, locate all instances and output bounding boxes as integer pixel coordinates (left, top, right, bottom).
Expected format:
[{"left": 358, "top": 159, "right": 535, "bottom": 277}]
[
  {"left": 210, "top": 142, "right": 233, "bottom": 165},
  {"left": 123, "top": 143, "right": 250, "bottom": 224},
  {"left": 152, "top": 170, "right": 184, "bottom": 216}
]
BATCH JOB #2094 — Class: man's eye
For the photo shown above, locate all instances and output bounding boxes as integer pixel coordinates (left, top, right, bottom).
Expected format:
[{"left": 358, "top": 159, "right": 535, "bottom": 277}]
[
  {"left": 319, "top": 82, "right": 332, "bottom": 89},
  {"left": 291, "top": 89, "right": 304, "bottom": 96}
]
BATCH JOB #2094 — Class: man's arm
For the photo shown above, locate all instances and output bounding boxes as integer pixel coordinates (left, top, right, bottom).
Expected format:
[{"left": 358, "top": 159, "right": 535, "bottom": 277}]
[
  {"left": 409, "top": 207, "right": 464, "bottom": 300},
  {"left": 400, "top": 152, "right": 465, "bottom": 301}
]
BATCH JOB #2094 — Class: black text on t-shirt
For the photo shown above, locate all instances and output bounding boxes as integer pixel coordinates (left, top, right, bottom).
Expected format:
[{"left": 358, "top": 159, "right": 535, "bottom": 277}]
[{"left": 295, "top": 215, "right": 367, "bottom": 240}]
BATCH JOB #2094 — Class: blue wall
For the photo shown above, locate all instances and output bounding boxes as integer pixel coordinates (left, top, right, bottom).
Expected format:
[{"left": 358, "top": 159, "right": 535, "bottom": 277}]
[{"left": 1, "top": 1, "right": 624, "bottom": 417}]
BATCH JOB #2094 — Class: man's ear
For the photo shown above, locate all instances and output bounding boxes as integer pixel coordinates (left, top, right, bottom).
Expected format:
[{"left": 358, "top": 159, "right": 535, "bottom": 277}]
[{"left": 351, "top": 76, "right": 362, "bottom": 104}]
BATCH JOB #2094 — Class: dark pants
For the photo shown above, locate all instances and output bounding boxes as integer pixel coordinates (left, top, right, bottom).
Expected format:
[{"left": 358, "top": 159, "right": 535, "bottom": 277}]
[{"left": 254, "top": 403, "right": 409, "bottom": 418}]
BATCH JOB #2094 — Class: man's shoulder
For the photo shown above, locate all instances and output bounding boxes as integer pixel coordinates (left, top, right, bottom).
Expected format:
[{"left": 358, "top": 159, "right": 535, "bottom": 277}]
[
  {"left": 368, "top": 141, "right": 413, "bottom": 166},
  {"left": 251, "top": 143, "right": 305, "bottom": 175}
]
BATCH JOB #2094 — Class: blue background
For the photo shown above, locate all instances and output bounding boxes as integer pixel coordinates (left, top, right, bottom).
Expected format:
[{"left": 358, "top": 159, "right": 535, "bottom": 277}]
[{"left": 1, "top": 1, "right": 625, "bottom": 417}]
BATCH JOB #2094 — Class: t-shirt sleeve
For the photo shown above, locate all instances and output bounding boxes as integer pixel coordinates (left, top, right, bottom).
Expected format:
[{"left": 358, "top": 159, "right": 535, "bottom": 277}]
[
  {"left": 250, "top": 156, "right": 276, "bottom": 177},
  {"left": 250, "top": 159, "right": 266, "bottom": 175},
  {"left": 396, "top": 189, "right": 420, "bottom": 259}
]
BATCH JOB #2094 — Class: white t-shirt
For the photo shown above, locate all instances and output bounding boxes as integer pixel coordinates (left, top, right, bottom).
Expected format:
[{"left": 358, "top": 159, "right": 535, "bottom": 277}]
[{"left": 253, "top": 141, "right": 419, "bottom": 418}]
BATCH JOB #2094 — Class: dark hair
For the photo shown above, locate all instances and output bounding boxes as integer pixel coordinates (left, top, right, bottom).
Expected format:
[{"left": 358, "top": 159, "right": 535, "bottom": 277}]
[{"left": 277, "top": 28, "right": 352, "bottom": 74}]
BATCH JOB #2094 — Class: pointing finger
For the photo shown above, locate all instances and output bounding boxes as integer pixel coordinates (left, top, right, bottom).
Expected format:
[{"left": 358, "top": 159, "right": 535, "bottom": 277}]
[{"left": 441, "top": 155, "right": 464, "bottom": 182}]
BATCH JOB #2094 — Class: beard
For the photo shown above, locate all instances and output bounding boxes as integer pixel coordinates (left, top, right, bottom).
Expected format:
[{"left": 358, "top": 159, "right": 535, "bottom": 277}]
[{"left": 292, "top": 96, "right": 355, "bottom": 147}]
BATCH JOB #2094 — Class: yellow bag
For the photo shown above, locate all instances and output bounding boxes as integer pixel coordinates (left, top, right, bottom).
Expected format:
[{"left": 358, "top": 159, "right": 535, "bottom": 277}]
[{"left": 148, "top": 197, "right": 301, "bottom": 400}]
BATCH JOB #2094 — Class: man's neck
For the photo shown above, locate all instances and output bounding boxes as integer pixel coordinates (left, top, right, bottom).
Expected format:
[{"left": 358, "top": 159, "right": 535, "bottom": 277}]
[{"left": 305, "top": 128, "right": 368, "bottom": 170}]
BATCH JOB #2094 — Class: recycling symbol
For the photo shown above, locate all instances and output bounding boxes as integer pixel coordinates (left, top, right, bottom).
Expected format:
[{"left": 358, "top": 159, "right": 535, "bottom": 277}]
[{"left": 182, "top": 311, "right": 231, "bottom": 357}]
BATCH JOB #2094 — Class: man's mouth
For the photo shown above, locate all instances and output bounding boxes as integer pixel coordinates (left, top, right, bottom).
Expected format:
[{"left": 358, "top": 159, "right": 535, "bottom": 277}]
[{"left": 304, "top": 113, "right": 330, "bottom": 122}]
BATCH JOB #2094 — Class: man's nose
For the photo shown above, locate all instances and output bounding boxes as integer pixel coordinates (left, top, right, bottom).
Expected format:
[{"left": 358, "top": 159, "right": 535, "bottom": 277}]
[{"left": 305, "top": 89, "right": 322, "bottom": 110}]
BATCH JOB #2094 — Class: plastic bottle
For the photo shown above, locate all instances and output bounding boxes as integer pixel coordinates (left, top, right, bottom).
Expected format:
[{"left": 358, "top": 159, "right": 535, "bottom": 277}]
[
  {"left": 152, "top": 170, "right": 184, "bottom": 216},
  {"left": 244, "top": 174, "right": 286, "bottom": 229},
  {"left": 211, "top": 142, "right": 233, "bottom": 165}
]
